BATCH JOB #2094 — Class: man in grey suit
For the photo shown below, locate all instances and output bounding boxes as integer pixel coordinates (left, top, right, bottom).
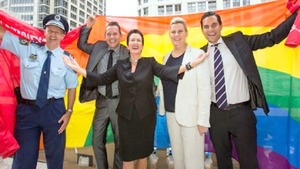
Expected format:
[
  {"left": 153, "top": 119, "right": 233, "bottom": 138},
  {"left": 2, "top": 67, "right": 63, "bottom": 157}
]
[
  {"left": 200, "top": 10, "right": 298, "bottom": 169},
  {"left": 77, "top": 16, "right": 129, "bottom": 169}
]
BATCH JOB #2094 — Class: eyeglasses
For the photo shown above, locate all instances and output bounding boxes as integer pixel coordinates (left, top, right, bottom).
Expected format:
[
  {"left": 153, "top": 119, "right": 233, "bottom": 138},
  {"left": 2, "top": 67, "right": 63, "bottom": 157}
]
[{"left": 46, "top": 29, "right": 64, "bottom": 35}]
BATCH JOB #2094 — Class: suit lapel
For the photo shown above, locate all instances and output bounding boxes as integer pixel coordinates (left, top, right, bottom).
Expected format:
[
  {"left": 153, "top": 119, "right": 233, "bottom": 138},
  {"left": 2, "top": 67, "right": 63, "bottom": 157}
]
[
  {"left": 223, "top": 37, "right": 247, "bottom": 75},
  {"left": 119, "top": 45, "right": 129, "bottom": 60},
  {"left": 182, "top": 45, "right": 193, "bottom": 63},
  {"left": 86, "top": 43, "right": 108, "bottom": 71}
]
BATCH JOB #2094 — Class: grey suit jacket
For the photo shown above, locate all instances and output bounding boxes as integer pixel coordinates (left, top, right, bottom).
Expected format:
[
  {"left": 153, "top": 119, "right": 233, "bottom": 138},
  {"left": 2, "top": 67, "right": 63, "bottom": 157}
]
[
  {"left": 202, "top": 12, "right": 297, "bottom": 115},
  {"left": 77, "top": 26, "right": 129, "bottom": 102}
]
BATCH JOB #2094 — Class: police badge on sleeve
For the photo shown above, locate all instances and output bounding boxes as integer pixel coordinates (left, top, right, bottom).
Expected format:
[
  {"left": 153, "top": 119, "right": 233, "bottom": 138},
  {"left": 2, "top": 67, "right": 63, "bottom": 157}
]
[{"left": 19, "top": 38, "right": 29, "bottom": 46}]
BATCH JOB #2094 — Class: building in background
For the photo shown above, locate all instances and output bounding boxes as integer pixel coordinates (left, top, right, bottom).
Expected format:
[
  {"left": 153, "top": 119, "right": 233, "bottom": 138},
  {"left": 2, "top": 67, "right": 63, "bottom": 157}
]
[
  {"left": 0, "top": 0, "right": 106, "bottom": 31},
  {"left": 137, "top": 0, "right": 272, "bottom": 16}
]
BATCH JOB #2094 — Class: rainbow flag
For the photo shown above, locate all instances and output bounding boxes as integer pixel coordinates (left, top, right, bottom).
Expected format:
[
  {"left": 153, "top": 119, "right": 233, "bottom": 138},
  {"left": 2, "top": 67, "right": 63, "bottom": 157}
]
[{"left": 0, "top": 0, "right": 299, "bottom": 168}]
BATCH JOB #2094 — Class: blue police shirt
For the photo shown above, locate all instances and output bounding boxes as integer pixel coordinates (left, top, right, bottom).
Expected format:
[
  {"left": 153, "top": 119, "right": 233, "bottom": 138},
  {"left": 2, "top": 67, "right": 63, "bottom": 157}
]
[{"left": 1, "top": 32, "right": 78, "bottom": 100}]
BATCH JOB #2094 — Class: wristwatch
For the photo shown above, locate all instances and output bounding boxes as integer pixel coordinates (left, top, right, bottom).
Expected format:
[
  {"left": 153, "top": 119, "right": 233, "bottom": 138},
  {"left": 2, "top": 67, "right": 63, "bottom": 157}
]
[
  {"left": 66, "top": 109, "right": 73, "bottom": 113},
  {"left": 185, "top": 62, "right": 193, "bottom": 70}
]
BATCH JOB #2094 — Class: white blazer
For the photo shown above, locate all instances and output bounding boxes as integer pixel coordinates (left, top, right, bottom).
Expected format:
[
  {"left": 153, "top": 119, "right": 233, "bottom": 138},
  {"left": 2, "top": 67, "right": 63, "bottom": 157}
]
[{"left": 157, "top": 45, "right": 211, "bottom": 127}]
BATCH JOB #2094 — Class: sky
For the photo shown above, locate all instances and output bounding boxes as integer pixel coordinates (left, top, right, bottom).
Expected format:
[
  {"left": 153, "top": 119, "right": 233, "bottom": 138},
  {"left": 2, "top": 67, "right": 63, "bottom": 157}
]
[{"left": 106, "top": 0, "right": 138, "bottom": 16}]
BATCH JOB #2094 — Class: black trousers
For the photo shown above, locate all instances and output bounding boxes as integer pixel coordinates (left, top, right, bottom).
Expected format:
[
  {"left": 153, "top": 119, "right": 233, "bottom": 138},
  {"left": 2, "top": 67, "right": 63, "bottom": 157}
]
[{"left": 209, "top": 103, "right": 259, "bottom": 169}]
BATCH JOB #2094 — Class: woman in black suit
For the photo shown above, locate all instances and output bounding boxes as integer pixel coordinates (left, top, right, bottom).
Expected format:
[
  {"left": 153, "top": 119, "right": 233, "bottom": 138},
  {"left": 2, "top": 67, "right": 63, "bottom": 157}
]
[{"left": 63, "top": 29, "right": 207, "bottom": 169}]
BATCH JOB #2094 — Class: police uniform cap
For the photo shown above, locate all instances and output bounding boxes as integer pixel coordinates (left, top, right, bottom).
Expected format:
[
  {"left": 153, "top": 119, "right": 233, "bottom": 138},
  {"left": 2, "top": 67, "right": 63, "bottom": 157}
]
[{"left": 43, "top": 14, "right": 69, "bottom": 34}]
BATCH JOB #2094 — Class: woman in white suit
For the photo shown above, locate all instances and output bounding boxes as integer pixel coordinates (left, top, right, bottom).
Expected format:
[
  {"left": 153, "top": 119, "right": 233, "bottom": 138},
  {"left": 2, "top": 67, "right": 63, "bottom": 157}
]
[{"left": 157, "top": 17, "right": 211, "bottom": 169}]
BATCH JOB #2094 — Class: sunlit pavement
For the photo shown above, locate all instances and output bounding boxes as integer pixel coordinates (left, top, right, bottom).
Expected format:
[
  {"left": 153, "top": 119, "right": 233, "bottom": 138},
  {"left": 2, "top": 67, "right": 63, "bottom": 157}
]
[{"left": 0, "top": 144, "right": 239, "bottom": 169}]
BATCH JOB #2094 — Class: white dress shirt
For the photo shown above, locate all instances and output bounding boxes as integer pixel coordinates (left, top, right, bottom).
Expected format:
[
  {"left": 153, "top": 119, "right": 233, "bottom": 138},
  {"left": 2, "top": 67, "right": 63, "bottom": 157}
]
[{"left": 208, "top": 38, "right": 250, "bottom": 104}]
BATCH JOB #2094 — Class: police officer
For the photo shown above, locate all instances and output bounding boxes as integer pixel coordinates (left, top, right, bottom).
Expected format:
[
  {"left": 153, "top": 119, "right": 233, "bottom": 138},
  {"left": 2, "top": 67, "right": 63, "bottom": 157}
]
[{"left": 0, "top": 14, "right": 78, "bottom": 169}]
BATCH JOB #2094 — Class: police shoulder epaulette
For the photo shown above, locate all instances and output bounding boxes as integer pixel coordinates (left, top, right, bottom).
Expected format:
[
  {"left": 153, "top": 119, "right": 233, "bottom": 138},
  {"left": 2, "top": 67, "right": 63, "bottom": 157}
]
[
  {"left": 63, "top": 51, "right": 73, "bottom": 58},
  {"left": 30, "top": 41, "right": 43, "bottom": 47}
]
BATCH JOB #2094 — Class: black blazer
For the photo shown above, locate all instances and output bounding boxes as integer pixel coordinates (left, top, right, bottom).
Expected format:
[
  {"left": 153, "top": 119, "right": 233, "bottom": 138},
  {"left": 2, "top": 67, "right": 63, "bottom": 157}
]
[
  {"left": 202, "top": 12, "right": 297, "bottom": 115},
  {"left": 86, "top": 57, "right": 180, "bottom": 120},
  {"left": 77, "top": 26, "right": 129, "bottom": 102}
]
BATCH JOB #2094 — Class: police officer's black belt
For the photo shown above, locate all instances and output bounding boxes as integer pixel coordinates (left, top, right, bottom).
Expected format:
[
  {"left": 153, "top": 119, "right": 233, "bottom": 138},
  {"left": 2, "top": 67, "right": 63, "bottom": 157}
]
[{"left": 21, "top": 98, "right": 63, "bottom": 105}]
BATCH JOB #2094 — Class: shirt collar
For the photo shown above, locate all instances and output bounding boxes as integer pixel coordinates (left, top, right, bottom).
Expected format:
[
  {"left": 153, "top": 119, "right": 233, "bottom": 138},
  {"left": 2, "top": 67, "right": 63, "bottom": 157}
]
[
  {"left": 108, "top": 44, "right": 121, "bottom": 54},
  {"left": 209, "top": 37, "right": 224, "bottom": 48},
  {"left": 42, "top": 46, "right": 63, "bottom": 57}
]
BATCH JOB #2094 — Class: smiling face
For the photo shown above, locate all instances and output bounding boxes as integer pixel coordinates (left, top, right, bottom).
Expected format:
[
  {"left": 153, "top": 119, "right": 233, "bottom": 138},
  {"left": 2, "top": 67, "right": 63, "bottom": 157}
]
[
  {"left": 201, "top": 15, "right": 222, "bottom": 44},
  {"left": 169, "top": 23, "right": 188, "bottom": 49},
  {"left": 127, "top": 33, "right": 143, "bottom": 55},
  {"left": 44, "top": 25, "right": 65, "bottom": 50},
  {"left": 105, "top": 25, "right": 121, "bottom": 49}
]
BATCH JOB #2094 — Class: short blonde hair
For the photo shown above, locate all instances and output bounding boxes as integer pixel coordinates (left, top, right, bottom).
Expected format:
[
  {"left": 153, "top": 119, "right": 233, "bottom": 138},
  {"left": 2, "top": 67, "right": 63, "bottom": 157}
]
[{"left": 170, "top": 17, "right": 187, "bottom": 32}]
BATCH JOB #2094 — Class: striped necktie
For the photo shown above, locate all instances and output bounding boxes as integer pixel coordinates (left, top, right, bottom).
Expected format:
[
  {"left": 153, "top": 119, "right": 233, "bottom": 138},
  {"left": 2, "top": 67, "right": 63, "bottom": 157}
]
[
  {"left": 36, "top": 50, "right": 52, "bottom": 108},
  {"left": 213, "top": 44, "right": 228, "bottom": 110}
]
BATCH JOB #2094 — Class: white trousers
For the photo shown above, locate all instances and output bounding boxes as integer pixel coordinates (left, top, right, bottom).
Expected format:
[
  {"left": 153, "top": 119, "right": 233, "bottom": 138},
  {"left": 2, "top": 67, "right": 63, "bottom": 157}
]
[{"left": 166, "top": 112, "right": 205, "bottom": 169}]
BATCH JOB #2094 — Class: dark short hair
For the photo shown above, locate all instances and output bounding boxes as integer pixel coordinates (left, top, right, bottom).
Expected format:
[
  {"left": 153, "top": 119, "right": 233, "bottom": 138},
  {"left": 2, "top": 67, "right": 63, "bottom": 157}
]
[
  {"left": 200, "top": 11, "right": 222, "bottom": 28},
  {"left": 126, "top": 29, "right": 144, "bottom": 46},
  {"left": 105, "top": 21, "right": 122, "bottom": 35}
]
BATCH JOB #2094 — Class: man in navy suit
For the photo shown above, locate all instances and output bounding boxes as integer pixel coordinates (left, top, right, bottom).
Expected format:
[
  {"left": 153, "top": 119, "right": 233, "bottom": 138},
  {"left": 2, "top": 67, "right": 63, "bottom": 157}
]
[{"left": 200, "top": 10, "right": 298, "bottom": 169}]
